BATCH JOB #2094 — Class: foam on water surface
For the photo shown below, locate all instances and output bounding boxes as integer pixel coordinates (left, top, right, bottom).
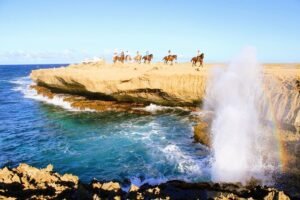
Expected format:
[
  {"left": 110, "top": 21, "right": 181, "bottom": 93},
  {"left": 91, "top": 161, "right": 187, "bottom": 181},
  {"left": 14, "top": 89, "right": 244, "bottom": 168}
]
[{"left": 10, "top": 76, "right": 94, "bottom": 112}]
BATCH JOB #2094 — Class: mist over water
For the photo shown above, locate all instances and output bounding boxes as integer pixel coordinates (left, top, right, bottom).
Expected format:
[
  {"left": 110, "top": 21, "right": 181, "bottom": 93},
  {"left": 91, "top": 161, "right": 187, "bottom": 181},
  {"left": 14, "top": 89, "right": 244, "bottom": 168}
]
[{"left": 205, "top": 48, "right": 279, "bottom": 183}]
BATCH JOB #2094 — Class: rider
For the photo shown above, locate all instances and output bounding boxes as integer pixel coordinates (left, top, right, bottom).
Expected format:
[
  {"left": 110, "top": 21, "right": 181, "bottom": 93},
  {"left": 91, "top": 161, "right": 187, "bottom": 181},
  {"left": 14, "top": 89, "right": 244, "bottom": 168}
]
[
  {"left": 197, "top": 50, "right": 201, "bottom": 56},
  {"left": 168, "top": 50, "right": 171, "bottom": 56},
  {"left": 120, "top": 51, "right": 125, "bottom": 57},
  {"left": 113, "top": 49, "right": 118, "bottom": 58}
]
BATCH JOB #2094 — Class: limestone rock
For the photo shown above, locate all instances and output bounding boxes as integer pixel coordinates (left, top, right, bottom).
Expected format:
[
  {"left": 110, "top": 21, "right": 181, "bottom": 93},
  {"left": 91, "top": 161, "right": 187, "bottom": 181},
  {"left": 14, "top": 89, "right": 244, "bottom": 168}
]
[
  {"left": 30, "top": 63, "right": 300, "bottom": 129},
  {"left": 0, "top": 163, "right": 79, "bottom": 199},
  {"left": 193, "top": 121, "right": 211, "bottom": 147},
  {"left": 0, "top": 163, "right": 294, "bottom": 199},
  {"left": 129, "top": 184, "right": 139, "bottom": 192},
  {"left": 0, "top": 167, "right": 20, "bottom": 184},
  {"left": 101, "top": 181, "right": 121, "bottom": 192}
]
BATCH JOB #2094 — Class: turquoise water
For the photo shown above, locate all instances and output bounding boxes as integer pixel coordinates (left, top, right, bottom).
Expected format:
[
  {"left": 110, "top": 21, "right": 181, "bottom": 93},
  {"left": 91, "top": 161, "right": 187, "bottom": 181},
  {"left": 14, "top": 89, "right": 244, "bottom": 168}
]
[{"left": 0, "top": 65, "right": 210, "bottom": 185}]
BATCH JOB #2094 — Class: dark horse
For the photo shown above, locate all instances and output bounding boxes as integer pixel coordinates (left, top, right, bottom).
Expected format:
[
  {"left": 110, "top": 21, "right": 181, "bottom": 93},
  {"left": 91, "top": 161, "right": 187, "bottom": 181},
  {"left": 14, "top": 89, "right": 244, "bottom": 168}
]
[
  {"left": 163, "top": 55, "right": 177, "bottom": 65},
  {"left": 191, "top": 53, "right": 204, "bottom": 67},
  {"left": 142, "top": 54, "right": 153, "bottom": 64},
  {"left": 113, "top": 54, "right": 125, "bottom": 64}
]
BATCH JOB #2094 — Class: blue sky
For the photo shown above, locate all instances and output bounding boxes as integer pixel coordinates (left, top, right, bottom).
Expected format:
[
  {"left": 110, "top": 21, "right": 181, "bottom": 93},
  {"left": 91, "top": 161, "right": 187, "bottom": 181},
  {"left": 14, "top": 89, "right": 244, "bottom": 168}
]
[{"left": 0, "top": 0, "right": 299, "bottom": 64}]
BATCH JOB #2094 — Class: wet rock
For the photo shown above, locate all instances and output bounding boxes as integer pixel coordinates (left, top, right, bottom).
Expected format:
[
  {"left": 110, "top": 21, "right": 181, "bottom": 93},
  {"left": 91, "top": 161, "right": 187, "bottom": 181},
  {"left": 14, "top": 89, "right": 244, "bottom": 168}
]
[
  {"left": 129, "top": 184, "right": 139, "bottom": 192},
  {"left": 193, "top": 121, "right": 211, "bottom": 147},
  {"left": 91, "top": 180, "right": 123, "bottom": 199},
  {"left": 30, "top": 85, "right": 54, "bottom": 99},
  {"left": 92, "top": 182, "right": 102, "bottom": 189},
  {"left": 31, "top": 85, "right": 150, "bottom": 114},
  {"left": 214, "top": 193, "right": 240, "bottom": 200},
  {"left": 263, "top": 188, "right": 291, "bottom": 200}
]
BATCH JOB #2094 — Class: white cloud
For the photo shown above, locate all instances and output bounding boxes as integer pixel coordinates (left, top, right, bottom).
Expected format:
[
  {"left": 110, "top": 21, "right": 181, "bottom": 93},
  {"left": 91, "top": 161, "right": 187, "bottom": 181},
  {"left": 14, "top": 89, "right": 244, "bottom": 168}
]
[{"left": 0, "top": 49, "right": 94, "bottom": 64}]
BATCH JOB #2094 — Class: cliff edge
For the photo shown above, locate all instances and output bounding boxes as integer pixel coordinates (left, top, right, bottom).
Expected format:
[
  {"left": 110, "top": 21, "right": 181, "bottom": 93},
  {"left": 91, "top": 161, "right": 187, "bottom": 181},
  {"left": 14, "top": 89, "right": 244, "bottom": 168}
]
[{"left": 30, "top": 62, "right": 300, "bottom": 130}]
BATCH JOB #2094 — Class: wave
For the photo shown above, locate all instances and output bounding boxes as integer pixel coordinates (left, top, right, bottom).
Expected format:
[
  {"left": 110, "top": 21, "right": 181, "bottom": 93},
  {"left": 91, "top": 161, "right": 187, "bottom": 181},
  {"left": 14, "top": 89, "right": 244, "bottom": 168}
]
[
  {"left": 161, "top": 144, "right": 204, "bottom": 175},
  {"left": 10, "top": 76, "right": 94, "bottom": 112},
  {"left": 117, "top": 118, "right": 210, "bottom": 186},
  {"left": 136, "top": 103, "right": 188, "bottom": 113},
  {"left": 120, "top": 144, "right": 210, "bottom": 192}
]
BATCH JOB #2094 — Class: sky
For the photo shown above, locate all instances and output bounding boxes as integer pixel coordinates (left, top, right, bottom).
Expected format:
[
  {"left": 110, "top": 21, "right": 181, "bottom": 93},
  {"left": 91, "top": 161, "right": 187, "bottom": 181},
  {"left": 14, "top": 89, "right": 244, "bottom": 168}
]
[{"left": 0, "top": 0, "right": 299, "bottom": 64}]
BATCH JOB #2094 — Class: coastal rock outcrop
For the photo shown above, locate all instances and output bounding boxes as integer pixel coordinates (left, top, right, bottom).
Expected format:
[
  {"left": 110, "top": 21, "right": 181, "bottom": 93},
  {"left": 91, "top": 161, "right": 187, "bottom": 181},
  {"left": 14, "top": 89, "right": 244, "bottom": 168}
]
[
  {"left": 0, "top": 163, "right": 79, "bottom": 199},
  {"left": 30, "top": 63, "right": 300, "bottom": 129},
  {"left": 193, "top": 121, "right": 211, "bottom": 147},
  {"left": 30, "top": 63, "right": 207, "bottom": 106},
  {"left": 0, "top": 164, "right": 293, "bottom": 199}
]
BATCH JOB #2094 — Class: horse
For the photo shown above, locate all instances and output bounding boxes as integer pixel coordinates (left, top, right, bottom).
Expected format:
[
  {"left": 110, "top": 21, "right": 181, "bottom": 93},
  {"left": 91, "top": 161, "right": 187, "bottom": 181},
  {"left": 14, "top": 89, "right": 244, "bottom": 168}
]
[
  {"left": 125, "top": 55, "right": 132, "bottom": 62},
  {"left": 191, "top": 53, "right": 204, "bottom": 67},
  {"left": 134, "top": 55, "right": 142, "bottom": 64},
  {"left": 113, "top": 54, "right": 125, "bottom": 64},
  {"left": 142, "top": 54, "right": 153, "bottom": 64},
  {"left": 163, "top": 55, "right": 177, "bottom": 65}
]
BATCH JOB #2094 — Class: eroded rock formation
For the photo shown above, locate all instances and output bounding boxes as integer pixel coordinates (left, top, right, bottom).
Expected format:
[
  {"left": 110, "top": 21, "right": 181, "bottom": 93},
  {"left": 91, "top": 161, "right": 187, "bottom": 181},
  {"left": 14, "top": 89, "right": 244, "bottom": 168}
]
[
  {"left": 0, "top": 164, "right": 293, "bottom": 199},
  {"left": 30, "top": 63, "right": 300, "bottom": 130}
]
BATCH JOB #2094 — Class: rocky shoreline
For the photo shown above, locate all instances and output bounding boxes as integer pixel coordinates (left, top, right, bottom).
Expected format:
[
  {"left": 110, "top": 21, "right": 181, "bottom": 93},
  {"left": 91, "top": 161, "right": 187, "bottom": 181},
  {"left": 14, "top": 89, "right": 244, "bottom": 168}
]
[
  {"left": 0, "top": 164, "right": 293, "bottom": 199},
  {"left": 25, "top": 63, "right": 300, "bottom": 199}
]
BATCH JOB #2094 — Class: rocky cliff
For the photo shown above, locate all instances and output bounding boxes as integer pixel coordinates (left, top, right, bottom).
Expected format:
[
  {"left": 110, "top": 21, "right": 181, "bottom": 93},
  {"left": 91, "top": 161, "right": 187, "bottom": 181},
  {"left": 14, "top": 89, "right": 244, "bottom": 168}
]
[{"left": 30, "top": 62, "right": 300, "bottom": 130}]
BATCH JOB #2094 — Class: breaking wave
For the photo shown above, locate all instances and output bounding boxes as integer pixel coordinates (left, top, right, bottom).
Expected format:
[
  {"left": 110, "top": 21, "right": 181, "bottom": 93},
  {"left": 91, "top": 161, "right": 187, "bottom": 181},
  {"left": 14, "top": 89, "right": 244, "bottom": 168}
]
[{"left": 10, "top": 76, "right": 91, "bottom": 111}]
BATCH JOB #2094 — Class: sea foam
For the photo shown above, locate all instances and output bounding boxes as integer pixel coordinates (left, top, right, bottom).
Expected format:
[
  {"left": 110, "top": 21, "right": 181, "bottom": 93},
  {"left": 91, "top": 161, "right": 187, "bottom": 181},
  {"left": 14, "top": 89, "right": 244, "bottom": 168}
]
[{"left": 10, "top": 76, "right": 93, "bottom": 111}]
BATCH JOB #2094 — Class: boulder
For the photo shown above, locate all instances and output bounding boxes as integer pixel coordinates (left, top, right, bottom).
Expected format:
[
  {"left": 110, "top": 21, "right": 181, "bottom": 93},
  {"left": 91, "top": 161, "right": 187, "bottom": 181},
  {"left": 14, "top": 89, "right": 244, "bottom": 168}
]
[{"left": 193, "top": 121, "right": 211, "bottom": 147}]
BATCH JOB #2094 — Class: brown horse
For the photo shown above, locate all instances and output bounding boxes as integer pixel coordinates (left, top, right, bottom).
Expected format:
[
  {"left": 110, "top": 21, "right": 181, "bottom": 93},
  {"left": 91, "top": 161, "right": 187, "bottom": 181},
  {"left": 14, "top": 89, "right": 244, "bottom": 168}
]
[
  {"left": 163, "top": 55, "right": 177, "bottom": 65},
  {"left": 134, "top": 55, "right": 142, "bottom": 64},
  {"left": 191, "top": 53, "right": 204, "bottom": 67},
  {"left": 113, "top": 54, "right": 125, "bottom": 63},
  {"left": 142, "top": 54, "right": 153, "bottom": 64}
]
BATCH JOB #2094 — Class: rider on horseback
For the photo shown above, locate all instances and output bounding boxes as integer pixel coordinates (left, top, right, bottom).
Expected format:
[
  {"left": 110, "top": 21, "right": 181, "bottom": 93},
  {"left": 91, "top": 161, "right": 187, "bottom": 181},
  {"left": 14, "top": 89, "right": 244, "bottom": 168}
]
[{"left": 113, "top": 49, "right": 118, "bottom": 59}]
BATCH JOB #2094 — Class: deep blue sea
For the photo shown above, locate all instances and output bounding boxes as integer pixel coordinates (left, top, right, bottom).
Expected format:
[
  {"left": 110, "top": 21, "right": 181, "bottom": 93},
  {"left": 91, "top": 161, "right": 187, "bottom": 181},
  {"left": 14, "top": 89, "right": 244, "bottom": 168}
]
[{"left": 0, "top": 64, "right": 210, "bottom": 186}]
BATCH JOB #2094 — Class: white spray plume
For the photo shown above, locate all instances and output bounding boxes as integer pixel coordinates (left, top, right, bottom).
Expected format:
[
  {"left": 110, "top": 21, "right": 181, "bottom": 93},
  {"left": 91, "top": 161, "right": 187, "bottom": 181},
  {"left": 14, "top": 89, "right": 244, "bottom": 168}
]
[{"left": 205, "top": 47, "right": 279, "bottom": 183}]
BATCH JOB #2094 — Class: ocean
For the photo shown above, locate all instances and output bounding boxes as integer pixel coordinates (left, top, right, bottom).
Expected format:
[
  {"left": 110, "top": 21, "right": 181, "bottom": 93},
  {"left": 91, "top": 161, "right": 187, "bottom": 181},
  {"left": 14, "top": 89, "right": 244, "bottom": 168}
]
[{"left": 0, "top": 64, "right": 210, "bottom": 186}]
